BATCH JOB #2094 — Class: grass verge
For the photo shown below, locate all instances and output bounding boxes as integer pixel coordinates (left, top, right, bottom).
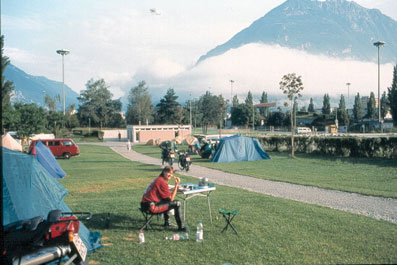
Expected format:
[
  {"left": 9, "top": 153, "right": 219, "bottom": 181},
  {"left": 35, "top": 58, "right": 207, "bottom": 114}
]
[
  {"left": 57, "top": 145, "right": 397, "bottom": 264},
  {"left": 132, "top": 144, "right": 397, "bottom": 198}
]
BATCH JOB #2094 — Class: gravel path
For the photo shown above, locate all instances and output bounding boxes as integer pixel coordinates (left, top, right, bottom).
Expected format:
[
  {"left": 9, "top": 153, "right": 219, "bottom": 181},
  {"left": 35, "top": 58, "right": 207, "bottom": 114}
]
[{"left": 85, "top": 142, "right": 397, "bottom": 224}]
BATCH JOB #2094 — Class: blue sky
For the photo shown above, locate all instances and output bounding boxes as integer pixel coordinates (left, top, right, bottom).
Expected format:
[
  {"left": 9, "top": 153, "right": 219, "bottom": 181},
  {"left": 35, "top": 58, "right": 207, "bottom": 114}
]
[{"left": 2, "top": 0, "right": 397, "bottom": 105}]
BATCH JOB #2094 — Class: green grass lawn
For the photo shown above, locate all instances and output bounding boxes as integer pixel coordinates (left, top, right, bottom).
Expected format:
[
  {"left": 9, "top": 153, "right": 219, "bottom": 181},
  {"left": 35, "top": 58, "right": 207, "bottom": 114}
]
[
  {"left": 57, "top": 145, "right": 397, "bottom": 264},
  {"left": 133, "top": 144, "right": 397, "bottom": 198}
]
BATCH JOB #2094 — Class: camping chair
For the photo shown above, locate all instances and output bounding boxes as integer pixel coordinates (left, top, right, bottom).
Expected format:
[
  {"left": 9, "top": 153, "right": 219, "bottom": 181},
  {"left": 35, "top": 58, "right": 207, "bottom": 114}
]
[
  {"left": 219, "top": 209, "right": 239, "bottom": 235},
  {"left": 138, "top": 208, "right": 163, "bottom": 230}
]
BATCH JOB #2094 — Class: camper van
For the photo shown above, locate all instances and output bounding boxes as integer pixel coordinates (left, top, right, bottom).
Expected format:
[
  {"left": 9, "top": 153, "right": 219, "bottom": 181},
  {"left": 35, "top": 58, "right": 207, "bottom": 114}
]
[
  {"left": 29, "top": 139, "right": 79, "bottom": 159},
  {"left": 295, "top": 127, "right": 312, "bottom": 134}
]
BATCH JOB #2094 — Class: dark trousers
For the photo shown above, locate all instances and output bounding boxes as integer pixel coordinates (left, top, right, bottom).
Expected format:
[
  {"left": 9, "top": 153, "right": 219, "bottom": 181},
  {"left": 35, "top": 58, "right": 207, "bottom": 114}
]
[{"left": 141, "top": 199, "right": 183, "bottom": 229}]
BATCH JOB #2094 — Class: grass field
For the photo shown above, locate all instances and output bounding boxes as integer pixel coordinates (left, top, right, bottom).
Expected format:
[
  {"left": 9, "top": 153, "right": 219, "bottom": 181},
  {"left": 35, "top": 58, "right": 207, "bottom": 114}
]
[
  {"left": 57, "top": 145, "right": 397, "bottom": 264},
  {"left": 132, "top": 144, "right": 397, "bottom": 198}
]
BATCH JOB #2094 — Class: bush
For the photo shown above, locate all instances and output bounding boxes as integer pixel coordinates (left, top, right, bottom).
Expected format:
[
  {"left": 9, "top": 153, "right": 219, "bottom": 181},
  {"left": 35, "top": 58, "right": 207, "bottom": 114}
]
[{"left": 257, "top": 136, "right": 397, "bottom": 159}]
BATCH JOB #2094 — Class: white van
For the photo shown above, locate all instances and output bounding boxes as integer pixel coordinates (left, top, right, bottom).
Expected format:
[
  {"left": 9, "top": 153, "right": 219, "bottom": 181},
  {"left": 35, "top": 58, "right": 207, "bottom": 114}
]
[{"left": 295, "top": 127, "right": 312, "bottom": 134}]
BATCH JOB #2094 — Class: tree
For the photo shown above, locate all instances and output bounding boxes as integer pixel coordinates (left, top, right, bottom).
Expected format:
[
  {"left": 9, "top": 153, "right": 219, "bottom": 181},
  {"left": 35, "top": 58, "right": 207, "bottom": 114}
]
[
  {"left": 388, "top": 63, "right": 397, "bottom": 122},
  {"left": 267, "top": 111, "right": 286, "bottom": 127},
  {"left": 380, "top": 91, "right": 389, "bottom": 119},
  {"left": 308, "top": 98, "right": 315, "bottom": 113},
  {"left": 1, "top": 36, "right": 14, "bottom": 108},
  {"left": 155, "top": 88, "right": 181, "bottom": 124},
  {"left": 353, "top": 93, "right": 364, "bottom": 121},
  {"left": 322, "top": 94, "right": 331, "bottom": 115},
  {"left": 279, "top": 73, "right": 304, "bottom": 158},
  {"left": 14, "top": 103, "right": 48, "bottom": 141},
  {"left": 126, "top": 81, "right": 154, "bottom": 125},
  {"left": 337, "top": 94, "right": 349, "bottom": 126},
  {"left": 231, "top": 103, "right": 251, "bottom": 127},
  {"left": 245, "top": 91, "right": 253, "bottom": 106},
  {"left": 1, "top": 35, "right": 16, "bottom": 132},
  {"left": 77, "top": 78, "right": 119, "bottom": 128},
  {"left": 366, "top": 92, "right": 377, "bottom": 119},
  {"left": 232, "top": 95, "right": 239, "bottom": 108},
  {"left": 244, "top": 91, "right": 259, "bottom": 128},
  {"left": 259, "top": 91, "right": 269, "bottom": 118},
  {"left": 44, "top": 94, "right": 60, "bottom": 111},
  {"left": 197, "top": 91, "right": 226, "bottom": 133}
]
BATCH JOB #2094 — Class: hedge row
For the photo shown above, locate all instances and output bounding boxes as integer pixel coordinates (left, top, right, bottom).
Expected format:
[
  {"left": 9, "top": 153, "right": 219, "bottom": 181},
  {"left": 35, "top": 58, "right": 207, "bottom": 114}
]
[{"left": 257, "top": 136, "right": 397, "bottom": 159}]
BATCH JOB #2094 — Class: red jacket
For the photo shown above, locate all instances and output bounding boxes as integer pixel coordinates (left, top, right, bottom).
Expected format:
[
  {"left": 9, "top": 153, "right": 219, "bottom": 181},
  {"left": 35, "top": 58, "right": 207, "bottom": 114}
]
[{"left": 141, "top": 176, "right": 171, "bottom": 203}]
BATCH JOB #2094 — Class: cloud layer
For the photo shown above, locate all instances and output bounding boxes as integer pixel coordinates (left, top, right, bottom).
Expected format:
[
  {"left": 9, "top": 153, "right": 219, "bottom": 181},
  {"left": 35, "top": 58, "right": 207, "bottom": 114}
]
[{"left": 126, "top": 43, "right": 394, "bottom": 106}]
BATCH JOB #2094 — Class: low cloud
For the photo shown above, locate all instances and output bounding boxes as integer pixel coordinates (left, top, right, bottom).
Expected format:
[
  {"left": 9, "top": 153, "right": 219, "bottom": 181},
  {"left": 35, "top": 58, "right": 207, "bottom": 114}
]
[{"left": 128, "top": 43, "right": 394, "bottom": 105}]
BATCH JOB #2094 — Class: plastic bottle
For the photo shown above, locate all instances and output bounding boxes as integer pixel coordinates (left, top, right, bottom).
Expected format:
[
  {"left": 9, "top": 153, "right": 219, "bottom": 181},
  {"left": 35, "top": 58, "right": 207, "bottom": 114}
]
[
  {"left": 165, "top": 232, "right": 189, "bottom": 241},
  {"left": 196, "top": 220, "right": 203, "bottom": 242},
  {"left": 139, "top": 230, "right": 145, "bottom": 243}
]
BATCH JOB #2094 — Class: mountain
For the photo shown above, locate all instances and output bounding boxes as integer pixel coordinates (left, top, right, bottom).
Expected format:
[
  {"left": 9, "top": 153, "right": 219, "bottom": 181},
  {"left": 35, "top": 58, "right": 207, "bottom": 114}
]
[
  {"left": 4, "top": 64, "right": 80, "bottom": 110},
  {"left": 197, "top": 0, "right": 397, "bottom": 64}
]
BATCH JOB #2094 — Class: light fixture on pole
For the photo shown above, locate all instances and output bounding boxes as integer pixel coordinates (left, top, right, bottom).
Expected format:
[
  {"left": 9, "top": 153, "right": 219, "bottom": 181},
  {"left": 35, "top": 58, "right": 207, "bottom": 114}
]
[
  {"left": 345, "top": 82, "right": 351, "bottom": 109},
  {"left": 56, "top": 49, "right": 70, "bottom": 115},
  {"left": 373, "top": 41, "right": 385, "bottom": 127}
]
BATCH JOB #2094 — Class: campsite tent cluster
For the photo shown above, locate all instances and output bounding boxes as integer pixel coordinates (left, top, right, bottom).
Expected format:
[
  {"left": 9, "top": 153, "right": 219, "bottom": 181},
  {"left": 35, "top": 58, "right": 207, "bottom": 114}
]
[
  {"left": 2, "top": 133, "right": 101, "bottom": 252},
  {"left": 150, "top": 133, "right": 270, "bottom": 163}
]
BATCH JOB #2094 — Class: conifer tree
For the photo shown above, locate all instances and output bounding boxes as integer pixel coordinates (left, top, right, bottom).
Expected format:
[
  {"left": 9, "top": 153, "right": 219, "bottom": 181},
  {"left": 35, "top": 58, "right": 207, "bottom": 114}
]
[
  {"left": 308, "top": 98, "right": 315, "bottom": 113},
  {"left": 388, "top": 63, "right": 397, "bottom": 122},
  {"left": 322, "top": 94, "right": 331, "bottom": 115},
  {"left": 353, "top": 93, "right": 364, "bottom": 121},
  {"left": 367, "top": 92, "right": 377, "bottom": 119}
]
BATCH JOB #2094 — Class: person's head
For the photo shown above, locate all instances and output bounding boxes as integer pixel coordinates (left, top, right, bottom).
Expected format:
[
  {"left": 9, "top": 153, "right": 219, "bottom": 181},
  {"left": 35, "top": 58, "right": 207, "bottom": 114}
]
[{"left": 160, "top": 166, "right": 174, "bottom": 181}]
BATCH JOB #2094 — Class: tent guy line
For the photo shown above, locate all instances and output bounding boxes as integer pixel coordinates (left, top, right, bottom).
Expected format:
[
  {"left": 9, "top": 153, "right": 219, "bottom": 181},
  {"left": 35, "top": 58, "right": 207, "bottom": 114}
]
[{"left": 81, "top": 141, "right": 397, "bottom": 224}]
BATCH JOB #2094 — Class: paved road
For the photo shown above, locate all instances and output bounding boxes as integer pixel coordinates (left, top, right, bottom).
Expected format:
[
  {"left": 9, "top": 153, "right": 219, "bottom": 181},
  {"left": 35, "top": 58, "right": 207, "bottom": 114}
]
[{"left": 84, "top": 141, "right": 397, "bottom": 224}]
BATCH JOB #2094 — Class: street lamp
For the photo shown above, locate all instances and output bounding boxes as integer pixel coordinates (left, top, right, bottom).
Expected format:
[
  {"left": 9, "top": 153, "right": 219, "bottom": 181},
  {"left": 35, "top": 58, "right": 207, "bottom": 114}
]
[
  {"left": 345, "top": 82, "right": 351, "bottom": 109},
  {"left": 56, "top": 49, "right": 70, "bottom": 115},
  {"left": 373, "top": 41, "right": 385, "bottom": 127}
]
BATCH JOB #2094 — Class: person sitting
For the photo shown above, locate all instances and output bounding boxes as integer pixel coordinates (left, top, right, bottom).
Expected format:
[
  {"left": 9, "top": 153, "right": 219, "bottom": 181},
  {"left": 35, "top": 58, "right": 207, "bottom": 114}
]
[{"left": 140, "top": 166, "right": 187, "bottom": 231}]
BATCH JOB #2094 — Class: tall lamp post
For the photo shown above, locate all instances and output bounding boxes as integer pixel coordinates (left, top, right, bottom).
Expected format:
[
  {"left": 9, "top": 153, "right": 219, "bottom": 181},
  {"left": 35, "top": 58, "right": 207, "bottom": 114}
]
[
  {"left": 56, "top": 49, "right": 70, "bottom": 115},
  {"left": 373, "top": 41, "right": 385, "bottom": 128}
]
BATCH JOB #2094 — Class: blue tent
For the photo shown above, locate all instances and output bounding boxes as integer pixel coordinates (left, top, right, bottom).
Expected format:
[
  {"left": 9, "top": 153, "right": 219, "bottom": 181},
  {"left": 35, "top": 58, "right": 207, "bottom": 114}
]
[
  {"left": 2, "top": 148, "right": 102, "bottom": 253},
  {"left": 210, "top": 135, "right": 271, "bottom": 163},
  {"left": 31, "top": 140, "right": 66, "bottom": 178}
]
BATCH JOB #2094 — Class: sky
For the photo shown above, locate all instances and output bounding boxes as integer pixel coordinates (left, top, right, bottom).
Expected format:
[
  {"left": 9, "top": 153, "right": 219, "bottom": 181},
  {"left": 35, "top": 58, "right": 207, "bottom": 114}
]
[{"left": 2, "top": 0, "right": 397, "bottom": 107}]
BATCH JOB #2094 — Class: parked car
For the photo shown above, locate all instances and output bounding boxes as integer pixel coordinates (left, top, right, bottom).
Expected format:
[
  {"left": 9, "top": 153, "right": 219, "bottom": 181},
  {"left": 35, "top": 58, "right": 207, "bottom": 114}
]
[
  {"left": 29, "top": 139, "right": 79, "bottom": 159},
  {"left": 295, "top": 127, "right": 312, "bottom": 134}
]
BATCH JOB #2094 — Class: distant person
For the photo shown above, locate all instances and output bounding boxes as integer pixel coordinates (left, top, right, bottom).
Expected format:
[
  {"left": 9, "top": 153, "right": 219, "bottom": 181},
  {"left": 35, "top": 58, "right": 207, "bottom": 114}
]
[
  {"left": 141, "top": 166, "right": 186, "bottom": 231},
  {"left": 118, "top": 131, "right": 121, "bottom": 141},
  {"left": 126, "top": 139, "right": 131, "bottom": 152}
]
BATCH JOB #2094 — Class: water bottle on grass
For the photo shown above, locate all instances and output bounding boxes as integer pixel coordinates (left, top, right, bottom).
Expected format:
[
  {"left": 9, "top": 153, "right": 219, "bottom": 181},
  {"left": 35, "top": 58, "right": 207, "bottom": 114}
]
[
  {"left": 139, "top": 230, "right": 145, "bottom": 243},
  {"left": 196, "top": 220, "right": 203, "bottom": 242}
]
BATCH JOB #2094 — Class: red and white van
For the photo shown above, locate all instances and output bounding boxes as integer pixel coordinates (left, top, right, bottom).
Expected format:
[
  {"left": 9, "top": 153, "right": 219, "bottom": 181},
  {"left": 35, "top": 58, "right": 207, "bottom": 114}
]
[{"left": 29, "top": 139, "right": 79, "bottom": 159}]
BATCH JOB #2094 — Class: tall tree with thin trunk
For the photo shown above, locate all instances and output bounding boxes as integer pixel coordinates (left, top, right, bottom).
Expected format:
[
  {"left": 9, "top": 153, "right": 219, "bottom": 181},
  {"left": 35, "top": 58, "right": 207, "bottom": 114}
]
[
  {"left": 388, "top": 63, "right": 397, "bottom": 123},
  {"left": 353, "top": 93, "right": 364, "bottom": 121},
  {"left": 367, "top": 92, "right": 377, "bottom": 119},
  {"left": 126, "top": 81, "right": 154, "bottom": 125},
  {"left": 279, "top": 73, "right": 304, "bottom": 158},
  {"left": 308, "top": 98, "right": 315, "bottom": 113},
  {"left": 322, "top": 94, "right": 331, "bottom": 115}
]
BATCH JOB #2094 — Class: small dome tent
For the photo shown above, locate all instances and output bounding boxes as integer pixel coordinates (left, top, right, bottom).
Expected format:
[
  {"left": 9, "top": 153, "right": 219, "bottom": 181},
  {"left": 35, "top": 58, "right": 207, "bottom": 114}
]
[{"left": 210, "top": 135, "right": 270, "bottom": 163}]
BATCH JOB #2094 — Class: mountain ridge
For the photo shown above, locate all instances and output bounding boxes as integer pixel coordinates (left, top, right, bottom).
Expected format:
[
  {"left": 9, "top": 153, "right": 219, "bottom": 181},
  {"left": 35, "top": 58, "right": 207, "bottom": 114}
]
[
  {"left": 4, "top": 63, "right": 80, "bottom": 110},
  {"left": 197, "top": 0, "right": 397, "bottom": 64}
]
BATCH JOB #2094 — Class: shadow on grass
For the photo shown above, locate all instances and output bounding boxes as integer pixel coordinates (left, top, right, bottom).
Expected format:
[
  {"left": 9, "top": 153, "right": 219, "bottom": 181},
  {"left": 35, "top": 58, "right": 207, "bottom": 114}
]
[
  {"left": 84, "top": 212, "right": 166, "bottom": 231},
  {"left": 135, "top": 164, "right": 162, "bottom": 172}
]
